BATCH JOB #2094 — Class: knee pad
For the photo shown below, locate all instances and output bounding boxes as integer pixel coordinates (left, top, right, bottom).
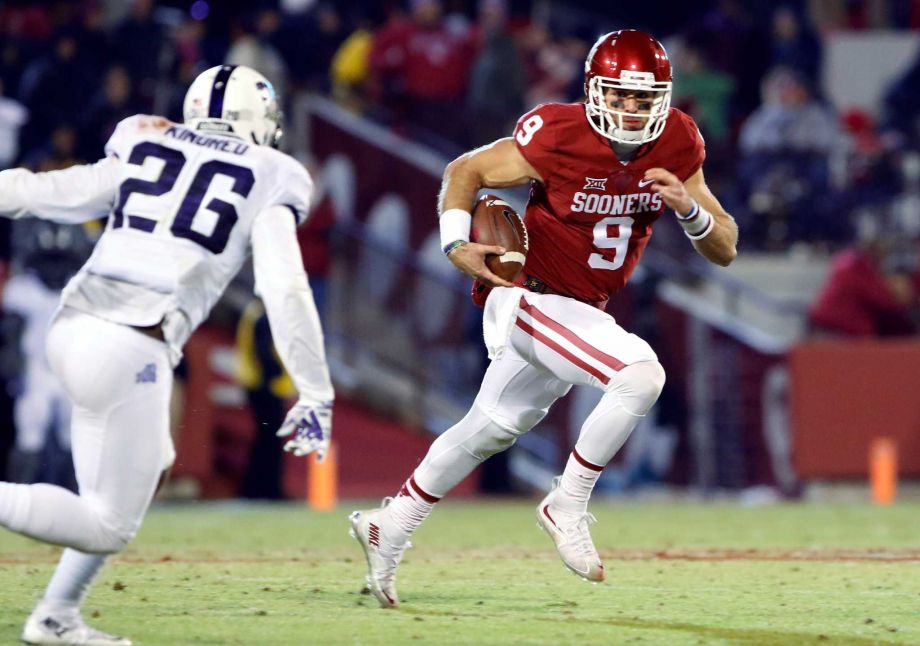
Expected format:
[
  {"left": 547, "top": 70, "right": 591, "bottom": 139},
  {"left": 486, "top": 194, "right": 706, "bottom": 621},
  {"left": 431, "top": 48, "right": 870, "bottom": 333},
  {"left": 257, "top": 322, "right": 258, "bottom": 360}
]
[
  {"left": 462, "top": 424, "right": 521, "bottom": 460},
  {"left": 91, "top": 515, "right": 137, "bottom": 554},
  {"left": 606, "top": 360, "right": 666, "bottom": 416},
  {"left": 81, "top": 500, "right": 138, "bottom": 554},
  {"left": 477, "top": 380, "right": 570, "bottom": 436}
]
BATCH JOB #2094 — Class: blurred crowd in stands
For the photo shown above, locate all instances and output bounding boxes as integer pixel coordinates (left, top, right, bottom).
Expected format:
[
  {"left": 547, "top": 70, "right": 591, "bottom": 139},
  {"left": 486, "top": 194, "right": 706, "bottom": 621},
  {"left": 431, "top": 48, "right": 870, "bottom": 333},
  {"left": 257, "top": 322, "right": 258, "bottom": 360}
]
[
  {"left": 0, "top": 0, "right": 919, "bottom": 490},
  {"left": 1, "top": 1, "right": 919, "bottom": 251}
]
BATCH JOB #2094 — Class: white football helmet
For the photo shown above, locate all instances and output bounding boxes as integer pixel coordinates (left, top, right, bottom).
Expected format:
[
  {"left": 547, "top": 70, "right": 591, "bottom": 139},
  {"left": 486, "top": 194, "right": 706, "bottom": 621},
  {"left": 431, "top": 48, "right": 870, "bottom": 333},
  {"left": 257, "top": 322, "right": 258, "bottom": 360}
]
[{"left": 183, "top": 65, "right": 283, "bottom": 147}]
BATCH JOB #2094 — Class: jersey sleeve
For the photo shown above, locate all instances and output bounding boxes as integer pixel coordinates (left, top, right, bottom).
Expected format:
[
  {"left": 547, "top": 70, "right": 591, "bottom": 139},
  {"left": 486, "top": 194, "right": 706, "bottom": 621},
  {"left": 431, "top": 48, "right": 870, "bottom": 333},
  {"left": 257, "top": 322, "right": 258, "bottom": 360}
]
[
  {"left": 250, "top": 204, "right": 334, "bottom": 403},
  {"left": 0, "top": 155, "right": 121, "bottom": 223},
  {"left": 669, "top": 111, "right": 706, "bottom": 182},
  {"left": 266, "top": 155, "right": 315, "bottom": 226},
  {"left": 512, "top": 103, "right": 560, "bottom": 183}
]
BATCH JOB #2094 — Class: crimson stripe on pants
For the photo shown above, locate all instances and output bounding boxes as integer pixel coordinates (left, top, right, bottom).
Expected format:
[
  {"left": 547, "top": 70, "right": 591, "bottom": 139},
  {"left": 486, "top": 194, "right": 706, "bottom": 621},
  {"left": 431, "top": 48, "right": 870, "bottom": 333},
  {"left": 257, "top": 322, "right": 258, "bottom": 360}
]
[
  {"left": 519, "top": 297, "right": 626, "bottom": 372},
  {"left": 514, "top": 318, "right": 610, "bottom": 385}
]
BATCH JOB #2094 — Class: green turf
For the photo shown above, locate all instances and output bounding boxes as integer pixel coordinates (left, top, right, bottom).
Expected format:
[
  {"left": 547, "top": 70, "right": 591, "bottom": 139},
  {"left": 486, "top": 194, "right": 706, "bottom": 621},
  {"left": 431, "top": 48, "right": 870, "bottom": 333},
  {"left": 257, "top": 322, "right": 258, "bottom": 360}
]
[{"left": 1, "top": 501, "right": 918, "bottom": 645}]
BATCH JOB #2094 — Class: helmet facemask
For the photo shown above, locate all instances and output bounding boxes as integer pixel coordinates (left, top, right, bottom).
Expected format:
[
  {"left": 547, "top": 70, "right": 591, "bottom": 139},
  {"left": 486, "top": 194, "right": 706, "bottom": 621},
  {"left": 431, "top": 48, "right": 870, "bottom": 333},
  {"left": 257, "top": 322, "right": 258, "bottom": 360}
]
[{"left": 585, "top": 71, "right": 671, "bottom": 145}]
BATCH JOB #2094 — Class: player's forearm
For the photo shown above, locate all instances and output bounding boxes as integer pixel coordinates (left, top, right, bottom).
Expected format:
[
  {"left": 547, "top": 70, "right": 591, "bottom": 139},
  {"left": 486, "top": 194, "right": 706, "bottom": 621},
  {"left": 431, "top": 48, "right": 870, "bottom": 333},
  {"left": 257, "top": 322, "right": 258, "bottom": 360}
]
[
  {"left": 251, "top": 207, "right": 334, "bottom": 404},
  {"left": 437, "top": 154, "right": 483, "bottom": 251},
  {"left": 261, "top": 285, "right": 334, "bottom": 403},
  {"left": 438, "top": 154, "right": 482, "bottom": 215},
  {"left": 439, "top": 140, "right": 539, "bottom": 250},
  {"left": 691, "top": 212, "right": 738, "bottom": 266},
  {"left": 678, "top": 171, "right": 737, "bottom": 267},
  {"left": 0, "top": 157, "right": 120, "bottom": 223}
]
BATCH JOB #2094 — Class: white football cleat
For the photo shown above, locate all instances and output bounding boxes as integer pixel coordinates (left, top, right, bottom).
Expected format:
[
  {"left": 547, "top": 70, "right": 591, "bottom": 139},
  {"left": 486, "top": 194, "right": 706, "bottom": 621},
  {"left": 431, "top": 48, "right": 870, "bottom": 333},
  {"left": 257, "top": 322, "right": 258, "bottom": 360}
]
[
  {"left": 21, "top": 609, "right": 131, "bottom": 645},
  {"left": 536, "top": 477, "right": 605, "bottom": 583},
  {"left": 349, "top": 499, "right": 409, "bottom": 609}
]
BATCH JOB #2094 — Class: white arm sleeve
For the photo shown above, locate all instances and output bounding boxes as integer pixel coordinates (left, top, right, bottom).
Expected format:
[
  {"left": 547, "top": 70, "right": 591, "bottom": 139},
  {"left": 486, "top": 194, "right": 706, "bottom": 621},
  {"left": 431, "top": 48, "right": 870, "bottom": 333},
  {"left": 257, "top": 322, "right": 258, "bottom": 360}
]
[
  {"left": 251, "top": 204, "right": 334, "bottom": 404},
  {"left": 0, "top": 155, "right": 121, "bottom": 223}
]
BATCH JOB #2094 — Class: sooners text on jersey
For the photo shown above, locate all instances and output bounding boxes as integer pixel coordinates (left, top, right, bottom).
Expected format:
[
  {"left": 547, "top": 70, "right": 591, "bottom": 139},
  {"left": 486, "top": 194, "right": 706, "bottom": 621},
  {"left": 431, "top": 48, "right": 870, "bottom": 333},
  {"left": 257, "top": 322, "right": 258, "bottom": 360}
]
[{"left": 513, "top": 102, "right": 705, "bottom": 303}]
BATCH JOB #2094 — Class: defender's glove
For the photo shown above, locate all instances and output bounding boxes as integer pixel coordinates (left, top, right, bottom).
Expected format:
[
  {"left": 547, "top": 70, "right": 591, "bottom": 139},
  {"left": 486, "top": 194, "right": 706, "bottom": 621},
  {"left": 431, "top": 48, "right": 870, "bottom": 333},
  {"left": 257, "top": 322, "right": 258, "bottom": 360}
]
[{"left": 276, "top": 399, "right": 333, "bottom": 461}]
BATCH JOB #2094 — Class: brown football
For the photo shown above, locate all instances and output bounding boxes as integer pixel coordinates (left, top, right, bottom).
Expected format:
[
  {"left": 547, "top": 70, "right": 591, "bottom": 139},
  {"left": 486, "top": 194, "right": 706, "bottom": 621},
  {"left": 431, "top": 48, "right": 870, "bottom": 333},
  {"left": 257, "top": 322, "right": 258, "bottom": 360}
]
[{"left": 470, "top": 195, "right": 528, "bottom": 282}]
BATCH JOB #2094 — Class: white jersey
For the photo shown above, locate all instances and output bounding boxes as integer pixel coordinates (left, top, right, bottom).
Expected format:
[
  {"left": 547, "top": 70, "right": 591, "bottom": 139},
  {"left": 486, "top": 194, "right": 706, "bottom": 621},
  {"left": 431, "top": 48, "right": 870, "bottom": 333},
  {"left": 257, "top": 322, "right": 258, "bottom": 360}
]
[{"left": 0, "top": 114, "right": 333, "bottom": 404}]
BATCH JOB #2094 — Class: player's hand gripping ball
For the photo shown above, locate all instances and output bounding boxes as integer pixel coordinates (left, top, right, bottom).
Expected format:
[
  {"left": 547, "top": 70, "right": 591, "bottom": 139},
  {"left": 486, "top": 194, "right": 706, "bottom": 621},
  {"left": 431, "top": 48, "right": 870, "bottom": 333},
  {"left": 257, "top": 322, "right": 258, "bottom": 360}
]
[{"left": 470, "top": 195, "right": 528, "bottom": 282}]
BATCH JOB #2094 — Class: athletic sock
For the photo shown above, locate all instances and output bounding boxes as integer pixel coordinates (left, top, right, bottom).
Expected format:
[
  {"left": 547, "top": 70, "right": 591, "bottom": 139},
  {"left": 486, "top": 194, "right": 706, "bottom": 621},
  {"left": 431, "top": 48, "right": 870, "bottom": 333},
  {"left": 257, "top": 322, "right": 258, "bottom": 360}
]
[
  {"left": 40, "top": 549, "right": 109, "bottom": 613},
  {"left": 384, "top": 476, "right": 438, "bottom": 541},
  {"left": 554, "top": 449, "right": 604, "bottom": 514}
]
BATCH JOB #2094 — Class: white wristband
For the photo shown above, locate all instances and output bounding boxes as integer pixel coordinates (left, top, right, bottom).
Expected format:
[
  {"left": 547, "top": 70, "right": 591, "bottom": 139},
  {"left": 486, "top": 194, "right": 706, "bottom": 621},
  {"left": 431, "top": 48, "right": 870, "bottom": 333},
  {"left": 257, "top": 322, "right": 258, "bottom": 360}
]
[
  {"left": 439, "top": 208, "right": 472, "bottom": 248},
  {"left": 676, "top": 200, "right": 714, "bottom": 239}
]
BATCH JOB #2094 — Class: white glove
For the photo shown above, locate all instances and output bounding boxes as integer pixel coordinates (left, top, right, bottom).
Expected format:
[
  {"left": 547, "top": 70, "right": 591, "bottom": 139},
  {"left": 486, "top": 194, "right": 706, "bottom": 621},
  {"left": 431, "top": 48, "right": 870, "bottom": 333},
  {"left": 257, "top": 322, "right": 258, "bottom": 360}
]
[{"left": 276, "top": 399, "right": 333, "bottom": 460}]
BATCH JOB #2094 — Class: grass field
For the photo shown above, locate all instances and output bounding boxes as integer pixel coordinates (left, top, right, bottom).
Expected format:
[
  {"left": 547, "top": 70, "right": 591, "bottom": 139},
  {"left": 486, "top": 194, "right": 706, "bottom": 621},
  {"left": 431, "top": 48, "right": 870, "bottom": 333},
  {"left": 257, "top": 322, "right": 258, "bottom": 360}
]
[{"left": 1, "top": 500, "right": 918, "bottom": 645}]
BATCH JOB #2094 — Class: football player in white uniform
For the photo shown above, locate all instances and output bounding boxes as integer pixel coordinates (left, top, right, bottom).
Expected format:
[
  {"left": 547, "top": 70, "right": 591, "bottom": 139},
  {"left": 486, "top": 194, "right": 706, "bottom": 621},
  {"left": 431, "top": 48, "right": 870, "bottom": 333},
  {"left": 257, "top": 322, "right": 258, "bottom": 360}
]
[{"left": 0, "top": 65, "right": 334, "bottom": 645}]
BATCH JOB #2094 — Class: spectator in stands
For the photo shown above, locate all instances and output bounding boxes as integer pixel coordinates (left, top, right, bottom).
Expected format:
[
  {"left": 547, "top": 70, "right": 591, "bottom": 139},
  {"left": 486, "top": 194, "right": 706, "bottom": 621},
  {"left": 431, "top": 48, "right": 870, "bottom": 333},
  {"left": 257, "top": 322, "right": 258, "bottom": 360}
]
[
  {"left": 769, "top": 5, "right": 822, "bottom": 83},
  {"left": 688, "top": 0, "right": 770, "bottom": 118},
  {"left": 276, "top": 3, "right": 348, "bottom": 93},
  {"left": 235, "top": 298, "right": 295, "bottom": 500},
  {"left": 369, "top": 0, "right": 474, "bottom": 146},
  {"left": 0, "top": 36, "right": 28, "bottom": 103},
  {"left": 79, "top": 66, "right": 138, "bottom": 160},
  {"left": 110, "top": 0, "right": 162, "bottom": 110},
  {"left": 519, "top": 23, "right": 587, "bottom": 107},
  {"left": 0, "top": 79, "right": 27, "bottom": 169},
  {"left": 161, "top": 18, "right": 208, "bottom": 123},
  {"left": 672, "top": 42, "right": 734, "bottom": 144},
  {"left": 174, "top": 16, "right": 206, "bottom": 72},
  {"left": 0, "top": 2, "right": 52, "bottom": 43},
  {"left": 882, "top": 45, "right": 920, "bottom": 149},
  {"left": 21, "top": 124, "right": 83, "bottom": 173},
  {"left": 2, "top": 219, "right": 97, "bottom": 488},
  {"left": 809, "top": 212, "right": 918, "bottom": 337},
  {"left": 827, "top": 109, "right": 901, "bottom": 217},
  {"left": 330, "top": 16, "right": 374, "bottom": 111},
  {"left": 465, "top": 0, "right": 525, "bottom": 147},
  {"left": 76, "top": 1, "right": 110, "bottom": 74},
  {"left": 297, "top": 160, "right": 334, "bottom": 323},
  {"left": 17, "top": 30, "right": 95, "bottom": 155},
  {"left": 738, "top": 67, "right": 841, "bottom": 245},
  {"left": 227, "top": 8, "right": 288, "bottom": 104},
  {"left": 740, "top": 67, "right": 837, "bottom": 155},
  {"left": 808, "top": 0, "right": 891, "bottom": 31}
]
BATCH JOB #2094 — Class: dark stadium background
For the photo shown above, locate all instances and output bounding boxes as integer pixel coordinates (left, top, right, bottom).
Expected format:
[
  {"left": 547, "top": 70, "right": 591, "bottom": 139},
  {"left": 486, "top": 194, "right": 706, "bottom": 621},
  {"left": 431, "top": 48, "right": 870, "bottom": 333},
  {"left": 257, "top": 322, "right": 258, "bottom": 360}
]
[{"left": 1, "top": 0, "right": 918, "bottom": 503}]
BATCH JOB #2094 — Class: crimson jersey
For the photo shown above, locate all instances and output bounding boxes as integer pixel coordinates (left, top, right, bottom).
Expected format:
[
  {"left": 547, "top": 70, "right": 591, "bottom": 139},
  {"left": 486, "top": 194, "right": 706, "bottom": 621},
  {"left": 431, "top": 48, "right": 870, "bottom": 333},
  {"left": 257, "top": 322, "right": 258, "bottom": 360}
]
[{"left": 513, "top": 102, "right": 705, "bottom": 303}]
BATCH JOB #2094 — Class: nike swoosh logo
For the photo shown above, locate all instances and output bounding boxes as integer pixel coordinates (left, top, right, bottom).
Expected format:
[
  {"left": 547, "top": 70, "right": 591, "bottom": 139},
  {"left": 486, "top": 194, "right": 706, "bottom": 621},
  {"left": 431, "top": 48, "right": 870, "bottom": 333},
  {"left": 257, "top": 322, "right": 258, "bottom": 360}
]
[{"left": 638, "top": 179, "right": 655, "bottom": 187}]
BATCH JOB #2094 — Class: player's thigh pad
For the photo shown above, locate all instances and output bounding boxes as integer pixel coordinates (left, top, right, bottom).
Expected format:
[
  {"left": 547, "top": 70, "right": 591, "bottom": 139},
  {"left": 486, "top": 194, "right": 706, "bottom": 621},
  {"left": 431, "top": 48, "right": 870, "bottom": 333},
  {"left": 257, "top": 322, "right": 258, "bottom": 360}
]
[
  {"left": 510, "top": 292, "right": 658, "bottom": 391},
  {"left": 474, "top": 351, "right": 572, "bottom": 434},
  {"left": 46, "top": 308, "right": 176, "bottom": 494}
]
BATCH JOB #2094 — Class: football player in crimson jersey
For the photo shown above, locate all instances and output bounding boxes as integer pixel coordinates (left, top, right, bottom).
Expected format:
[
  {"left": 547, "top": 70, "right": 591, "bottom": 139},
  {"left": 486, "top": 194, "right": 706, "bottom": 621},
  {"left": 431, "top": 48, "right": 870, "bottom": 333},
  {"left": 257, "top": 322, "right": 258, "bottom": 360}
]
[{"left": 351, "top": 30, "right": 738, "bottom": 607}]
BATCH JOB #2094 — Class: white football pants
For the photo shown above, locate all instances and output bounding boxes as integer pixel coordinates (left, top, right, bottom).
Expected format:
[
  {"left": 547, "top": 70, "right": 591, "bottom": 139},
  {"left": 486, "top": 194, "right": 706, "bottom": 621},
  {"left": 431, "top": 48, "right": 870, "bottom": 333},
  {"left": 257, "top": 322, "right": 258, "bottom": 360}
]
[
  {"left": 414, "top": 288, "right": 664, "bottom": 496},
  {"left": 0, "top": 307, "right": 175, "bottom": 554}
]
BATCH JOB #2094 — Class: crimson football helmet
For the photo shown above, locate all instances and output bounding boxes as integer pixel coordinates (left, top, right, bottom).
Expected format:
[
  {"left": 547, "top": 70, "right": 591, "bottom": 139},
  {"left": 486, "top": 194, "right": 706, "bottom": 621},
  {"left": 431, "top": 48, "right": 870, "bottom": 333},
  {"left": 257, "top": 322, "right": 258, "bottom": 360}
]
[{"left": 584, "top": 30, "right": 672, "bottom": 145}]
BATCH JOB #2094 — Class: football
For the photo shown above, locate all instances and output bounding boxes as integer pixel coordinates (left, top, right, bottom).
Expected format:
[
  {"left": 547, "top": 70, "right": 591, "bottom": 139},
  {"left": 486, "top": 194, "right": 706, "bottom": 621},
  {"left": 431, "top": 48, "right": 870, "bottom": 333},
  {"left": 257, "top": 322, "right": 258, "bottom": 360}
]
[{"left": 470, "top": 195, "right": 528, "bottom": 282}]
